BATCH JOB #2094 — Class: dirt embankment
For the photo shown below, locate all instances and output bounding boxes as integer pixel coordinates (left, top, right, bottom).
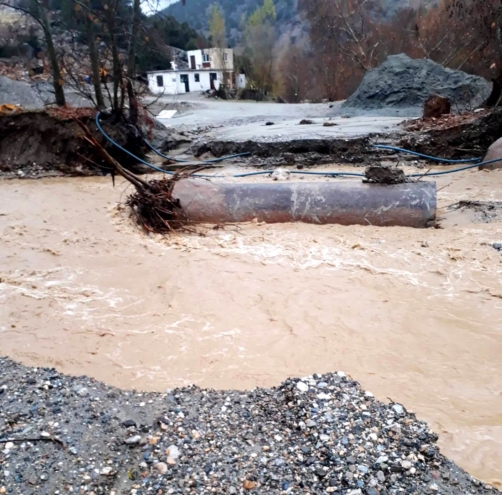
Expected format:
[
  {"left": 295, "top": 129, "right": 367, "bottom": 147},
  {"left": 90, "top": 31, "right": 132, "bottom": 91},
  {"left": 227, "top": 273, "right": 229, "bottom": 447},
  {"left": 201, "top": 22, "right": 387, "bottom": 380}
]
[
  {"left": 0, "top": 109, "right": 149, "bottom": 177},
  {"left": 192, "top": 136, "right": 379, "bottom": 166},
  {"left": 399, "top": 109, "right": 502, "bottom": 160}
]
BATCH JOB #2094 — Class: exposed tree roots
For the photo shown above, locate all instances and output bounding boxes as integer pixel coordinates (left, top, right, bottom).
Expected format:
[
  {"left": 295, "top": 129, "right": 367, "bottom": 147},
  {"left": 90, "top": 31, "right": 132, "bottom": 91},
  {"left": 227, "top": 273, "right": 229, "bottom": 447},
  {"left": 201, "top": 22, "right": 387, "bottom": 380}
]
[
  {"left": 76, "top": 118, "right": 194, "bottom": 234},
  {"left": 126, "top": 177, "right": 189, "bottom": 234}
]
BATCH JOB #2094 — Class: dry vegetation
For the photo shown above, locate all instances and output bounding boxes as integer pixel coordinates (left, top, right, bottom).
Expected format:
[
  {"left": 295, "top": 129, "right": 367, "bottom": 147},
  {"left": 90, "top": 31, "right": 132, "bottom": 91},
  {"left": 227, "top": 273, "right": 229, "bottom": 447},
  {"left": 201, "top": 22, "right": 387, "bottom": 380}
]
[{"left": 275, "top": 0, "right": 502, "bottom": 102}]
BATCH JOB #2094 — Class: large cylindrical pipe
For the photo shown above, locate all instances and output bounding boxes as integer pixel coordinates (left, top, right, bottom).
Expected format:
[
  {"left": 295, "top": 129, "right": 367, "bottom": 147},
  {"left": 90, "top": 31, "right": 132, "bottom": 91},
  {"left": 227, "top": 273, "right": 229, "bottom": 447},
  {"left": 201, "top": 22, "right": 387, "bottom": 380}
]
[{"left": 173, "top": 179, "right": 436, "bottom": 228}]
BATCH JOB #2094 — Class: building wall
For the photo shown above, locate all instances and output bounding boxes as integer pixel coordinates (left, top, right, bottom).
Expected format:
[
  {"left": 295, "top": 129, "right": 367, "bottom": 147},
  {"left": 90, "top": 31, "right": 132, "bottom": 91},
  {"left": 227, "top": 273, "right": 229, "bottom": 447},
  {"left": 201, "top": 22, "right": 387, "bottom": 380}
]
[
  {"left": 186, "top": 48, "right": 234, "bottom": 71},
  {"left": 148, "top": 71, "right": 224, "bottom": 95}
]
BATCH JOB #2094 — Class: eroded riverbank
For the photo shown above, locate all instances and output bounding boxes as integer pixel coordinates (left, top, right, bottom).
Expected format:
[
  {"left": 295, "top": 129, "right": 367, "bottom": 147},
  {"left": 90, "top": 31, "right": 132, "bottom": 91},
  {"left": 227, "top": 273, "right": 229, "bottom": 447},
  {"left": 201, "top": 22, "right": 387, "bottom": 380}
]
[{"left": 1, "top": 169, "right": 501, "bottom": 485}]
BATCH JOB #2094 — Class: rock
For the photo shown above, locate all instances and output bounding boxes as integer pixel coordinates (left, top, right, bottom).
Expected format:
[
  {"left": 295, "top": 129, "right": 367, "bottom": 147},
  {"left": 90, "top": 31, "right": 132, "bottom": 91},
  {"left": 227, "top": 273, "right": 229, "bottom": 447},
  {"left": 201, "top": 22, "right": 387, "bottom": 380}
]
[
  {"left": 401, "top": 460, "right": 412, "bottom": 470},
  {"left": 296, "top": 381, "right": 309, "bottom": 393},
  {"left": 154, "top": 462, "right": 168, "bottom": 475},
  {"left": 493, "top": 242, "right": 502, "bottom": 251},
  {"left": 167, "top": 445, "right": 180, "bottom": 462},
  {"left": 243, "top": 480, "right": 256, "bottom": 490},
  {"left": 121, "top": 419, "right": 137, "bottom": 428},
  {"left": 315, "top": 467, "right": 328, "bottom": 478},
  {"left": 75, "top": 386, "right": 89, "bottom": 397},
  {"left": 299, "top": 119, "right": 314, "bottom": 125},
  {"left": 265, "top": 121, "right": 274, "bottom": 126},
  {"left": 347, "top": 456, "right": 357, "bottom": 464},
  {"left": 392, "top": 404, "right": 405, "bottom": 416},
  {"left": 323, "top": 122, "right": 338, "bottom": 127},
  {"left": 341, "top": 54, "right": 489, "bottom": 116},
  {"left": 100, "top": 467, "right": 114, "bottom": 476},
  {"left": 366, "top": 489, "right": 380, "bottom": 495},
  {"left": 125, "top": 435, "right": 142, "bottom": 445},
  {"left": 423, "top": 94, "right": 451, "bottom": 119},
  {"left": 365, "top": 165, "right": 406, "bottom": 184},
  {"left": 271, "top": 167, "right": 291, "bottom": 181},
  {"left": 480, "top": 137, "right": 502, "bottom": 170},
  {"left": 358, "top": 465, "right": 369, "bottom": 474}
]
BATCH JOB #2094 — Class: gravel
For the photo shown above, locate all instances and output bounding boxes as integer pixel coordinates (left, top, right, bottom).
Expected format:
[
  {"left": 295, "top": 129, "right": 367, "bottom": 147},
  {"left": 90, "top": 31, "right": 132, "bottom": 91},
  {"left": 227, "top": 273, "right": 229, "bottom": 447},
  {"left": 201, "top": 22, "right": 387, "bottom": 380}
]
[
  {"left": 0, "top": 76, "right": 93, "bottom": 109},
  {"left": 341, "top": 54, "right": 491, "bottom": 117},
  {"left": 0, "top": 357, "right": 499, "bottom": 494}
]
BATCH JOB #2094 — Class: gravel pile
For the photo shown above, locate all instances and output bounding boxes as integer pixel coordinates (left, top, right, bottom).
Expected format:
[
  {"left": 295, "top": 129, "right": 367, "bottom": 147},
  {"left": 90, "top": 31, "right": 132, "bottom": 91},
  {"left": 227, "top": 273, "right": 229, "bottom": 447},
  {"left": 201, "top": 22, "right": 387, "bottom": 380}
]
[
  {"left": 0, "top": 357, "right": 499, "bottom": 495},
  {"left": 341, "top": 54, "right": 490, "bottom": 117}
]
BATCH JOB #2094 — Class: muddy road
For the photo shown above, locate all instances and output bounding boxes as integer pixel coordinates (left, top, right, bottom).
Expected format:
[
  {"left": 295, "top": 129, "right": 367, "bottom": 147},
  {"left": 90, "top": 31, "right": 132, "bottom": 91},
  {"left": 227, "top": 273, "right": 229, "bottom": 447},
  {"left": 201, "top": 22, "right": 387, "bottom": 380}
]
[{"left": 1, "top": 168, "right": 502, "bottom": 485}]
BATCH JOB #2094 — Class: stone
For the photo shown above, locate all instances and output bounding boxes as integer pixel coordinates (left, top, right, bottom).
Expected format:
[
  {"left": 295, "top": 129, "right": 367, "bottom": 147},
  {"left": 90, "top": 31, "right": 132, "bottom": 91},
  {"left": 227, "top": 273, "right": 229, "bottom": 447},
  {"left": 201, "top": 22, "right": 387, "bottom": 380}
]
[
  {"left": 121, "top": 419, "right": 137, "bottom": 428},
  {"left": 296, "top": 381, "right": 309, "bottom": 392},
  {"left": 358, "top": 465, "right": 369, "bottom": 474},
  {"left": 167, "top": 445, "right": 180, "bottom": 462},
  {"left": 315, "top": 467, "right": 328, "bottom": 478},
  {"left": 243, "top": 480, "right": 256, "bottom": 490},
  {"left": 376, "top": 456, "right": 388, "bottom": 464},
  {"left": 480, "top": 137, "right": 502, "bottom": 170},
  {"left": 347, "top": 456, "right": 357, "bottom": 464},
  {"left": 299, "top": 119, "right": 314, "bottom": 125},
  {"left": 317, "top": 393, "right": 331, "bottom": 400},
  {"left": 392, "top": 404, "right": 405, "bottom": 416},
  {"left": 100, "top": 467, "right": 114, "bottom": 476},
  {"left": 75, "top": 386, "right": 89, "bottom": 397},
  {"left": 365, "top": 166, "right": 406, "bottom": 184},
  {"left": 423, "top": 94, "right": 451, "bottom": 119},
  {"left": 401, "top": 460, "right": 412, "bottom": 470},
  {"left": 154, "top": 462, "right": 168, "bottom": 475},
  {"left": 125, "top": 435, "right": 142, "bottom": 445},
  {"left": 377, "top": 471, "right": 385, "bottom": 482}
]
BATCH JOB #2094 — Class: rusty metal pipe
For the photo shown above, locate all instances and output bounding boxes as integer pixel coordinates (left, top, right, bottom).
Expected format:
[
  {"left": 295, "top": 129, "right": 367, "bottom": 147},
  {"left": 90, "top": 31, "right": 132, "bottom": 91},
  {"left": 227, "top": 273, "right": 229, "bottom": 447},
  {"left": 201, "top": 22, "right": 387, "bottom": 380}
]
[{"left": 172, "top": 179, "right": 436, "bottom": 228}]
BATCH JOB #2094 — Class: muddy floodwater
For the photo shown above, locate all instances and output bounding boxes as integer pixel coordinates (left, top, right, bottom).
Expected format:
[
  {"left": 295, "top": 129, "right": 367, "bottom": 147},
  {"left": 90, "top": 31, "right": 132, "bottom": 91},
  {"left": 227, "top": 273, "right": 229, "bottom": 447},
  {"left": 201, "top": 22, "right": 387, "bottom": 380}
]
[{"left": 1, "top": 169, "right": 502, "bottom": 486}]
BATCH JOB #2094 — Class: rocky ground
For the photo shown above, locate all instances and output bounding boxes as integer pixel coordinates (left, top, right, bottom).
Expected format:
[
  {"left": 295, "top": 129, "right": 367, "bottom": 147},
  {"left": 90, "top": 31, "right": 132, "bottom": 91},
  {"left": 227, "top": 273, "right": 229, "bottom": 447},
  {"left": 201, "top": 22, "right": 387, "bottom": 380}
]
[{"left": 0, "top": 357, "right": 499, "bottom": 495}]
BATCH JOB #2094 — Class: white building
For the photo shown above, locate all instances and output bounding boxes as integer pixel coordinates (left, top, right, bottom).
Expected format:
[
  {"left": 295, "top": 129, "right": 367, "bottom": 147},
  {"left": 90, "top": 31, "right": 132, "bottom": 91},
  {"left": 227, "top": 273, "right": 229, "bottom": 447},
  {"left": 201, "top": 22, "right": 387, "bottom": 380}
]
[{"left": 147, "top": 48, "right": 234, "bottom": 95}]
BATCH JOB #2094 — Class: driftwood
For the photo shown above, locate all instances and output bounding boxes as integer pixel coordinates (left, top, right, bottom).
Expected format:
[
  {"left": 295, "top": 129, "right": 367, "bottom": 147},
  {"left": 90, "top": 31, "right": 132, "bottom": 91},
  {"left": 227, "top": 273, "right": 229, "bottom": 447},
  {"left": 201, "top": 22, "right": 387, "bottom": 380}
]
[{"left": 76, "top": 119, "right": 193, "bottom": 234}]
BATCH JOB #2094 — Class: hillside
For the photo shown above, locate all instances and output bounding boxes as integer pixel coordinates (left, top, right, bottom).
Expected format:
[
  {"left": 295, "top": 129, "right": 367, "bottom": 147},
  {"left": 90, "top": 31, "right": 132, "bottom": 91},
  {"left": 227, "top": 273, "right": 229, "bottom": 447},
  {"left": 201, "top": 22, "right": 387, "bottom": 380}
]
[
  {"left": 162, "top": 0, "right": 301, "bottom": 46},
  {"left": 162, "top": 0, "right": 413, "bottom": 46}
]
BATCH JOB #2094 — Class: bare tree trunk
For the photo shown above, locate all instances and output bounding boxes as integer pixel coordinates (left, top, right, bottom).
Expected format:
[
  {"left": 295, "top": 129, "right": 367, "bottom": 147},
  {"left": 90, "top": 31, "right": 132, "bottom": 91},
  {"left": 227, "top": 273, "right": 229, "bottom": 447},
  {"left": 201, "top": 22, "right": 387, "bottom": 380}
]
[
  {"left": 36, "top": 1, "right": 66, "bottom": 106},
  {"left": 109, "top": 30, "right": 121, "bottom": 112},
  {"left": 126, "top": 0, "right": 141, "bottom": 124},
  {"left": 86, "top": 18, "right": 105, "bottom": 109}
]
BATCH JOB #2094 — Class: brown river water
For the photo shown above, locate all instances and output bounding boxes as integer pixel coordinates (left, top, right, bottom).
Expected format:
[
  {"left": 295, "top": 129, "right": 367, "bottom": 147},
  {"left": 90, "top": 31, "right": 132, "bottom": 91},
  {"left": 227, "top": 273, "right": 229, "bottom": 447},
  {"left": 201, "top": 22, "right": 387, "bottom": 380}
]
[{"left": 1, "top": 169, "right": 501, "bottom": 486}]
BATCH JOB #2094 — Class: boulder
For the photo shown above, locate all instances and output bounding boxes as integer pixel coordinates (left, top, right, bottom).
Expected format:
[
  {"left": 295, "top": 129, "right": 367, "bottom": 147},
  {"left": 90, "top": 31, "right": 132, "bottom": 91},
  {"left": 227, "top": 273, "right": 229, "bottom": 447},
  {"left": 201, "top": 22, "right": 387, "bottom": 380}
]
[
  {"left": 341, "top": 54, "right": 490, "bottom": 117},
  {"left": 479, "top": 137, "right": 502, "bottom": 170},
  {"left": 423, "top": 94, "right": 451, "bottom": 119}
]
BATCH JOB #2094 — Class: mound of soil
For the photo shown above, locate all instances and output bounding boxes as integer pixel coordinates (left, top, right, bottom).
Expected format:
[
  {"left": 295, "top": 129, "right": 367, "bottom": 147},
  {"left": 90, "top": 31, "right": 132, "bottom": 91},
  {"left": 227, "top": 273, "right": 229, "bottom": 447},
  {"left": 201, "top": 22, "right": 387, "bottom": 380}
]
[
  {"left": 399, "top": 108, "right": 502, "bottom": 160},
  {"left": 342, "top": 54, "right": 490, "bottom": 116},
  {"left": 0, "top": 109, "right": 149, "bottom": 177}
]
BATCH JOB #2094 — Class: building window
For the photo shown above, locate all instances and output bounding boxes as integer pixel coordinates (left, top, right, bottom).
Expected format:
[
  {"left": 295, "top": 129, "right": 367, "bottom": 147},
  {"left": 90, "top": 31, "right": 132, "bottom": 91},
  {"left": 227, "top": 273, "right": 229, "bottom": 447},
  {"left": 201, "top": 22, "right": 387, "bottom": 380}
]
[
  {"left": 223, "top": 53, "right": 228, "bottom": 61},
  {"left": 203, "top": 54, "right": 210, "bottom": 62},
  {"left": 156, "top": 75, "right": 163, "bottom": 87},
  {"left": 194, "top": 73, "right": 200, "bottom": 82}
]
